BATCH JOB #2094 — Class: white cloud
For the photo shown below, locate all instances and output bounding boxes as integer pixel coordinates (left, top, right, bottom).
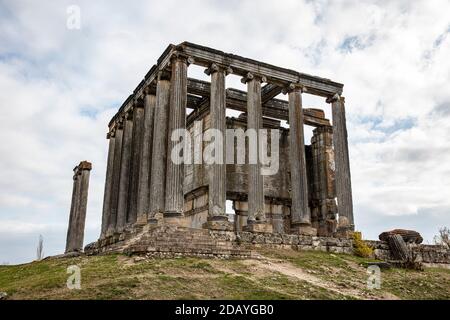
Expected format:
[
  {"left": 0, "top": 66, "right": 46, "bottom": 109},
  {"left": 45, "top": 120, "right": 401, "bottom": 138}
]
[{"left": 0, "top": 0, "right": 449, "bottom": 263}]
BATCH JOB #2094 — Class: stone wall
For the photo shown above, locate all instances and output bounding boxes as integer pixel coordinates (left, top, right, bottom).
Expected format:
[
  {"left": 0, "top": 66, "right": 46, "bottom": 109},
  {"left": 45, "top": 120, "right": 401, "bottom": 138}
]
[
  {"left": 85, "top": 225, "right": 354, "bottom": 258},
  {"left": 84, "top": 225, "right": 450, "bottom": 268},
  {"left": 366, "top": 240, "right": 450, "bottom": 267}
]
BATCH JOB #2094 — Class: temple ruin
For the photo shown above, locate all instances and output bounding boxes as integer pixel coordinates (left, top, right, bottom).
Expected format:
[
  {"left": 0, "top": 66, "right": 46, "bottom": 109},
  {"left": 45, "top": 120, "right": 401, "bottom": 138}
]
[
  {"left": 65, "top": 42, "right": 449, "bottom": 266},
  {"left": 98, "top": 42, "right": 353, "bottom": 239},
  {"left": 69, "top": 42, "right": 354, "bottom": 256}
]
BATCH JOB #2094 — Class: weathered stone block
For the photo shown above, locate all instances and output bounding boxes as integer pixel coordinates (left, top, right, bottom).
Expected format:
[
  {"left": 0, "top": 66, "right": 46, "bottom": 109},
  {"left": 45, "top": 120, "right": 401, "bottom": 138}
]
[
  {"left": 244, "top": 222, "right": 273, "bottom": 233},
  {"left": 202, "top": 220, "right": 234, "bottom": 231},
  {"left": 291, "top": 225, "right": 317, "bottom": 236}
]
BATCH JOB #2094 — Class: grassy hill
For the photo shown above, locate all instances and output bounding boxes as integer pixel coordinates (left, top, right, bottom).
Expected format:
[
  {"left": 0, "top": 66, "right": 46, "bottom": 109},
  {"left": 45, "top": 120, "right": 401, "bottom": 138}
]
[{"left": 0, "top": 249, "right": 449, "bottom": 300}]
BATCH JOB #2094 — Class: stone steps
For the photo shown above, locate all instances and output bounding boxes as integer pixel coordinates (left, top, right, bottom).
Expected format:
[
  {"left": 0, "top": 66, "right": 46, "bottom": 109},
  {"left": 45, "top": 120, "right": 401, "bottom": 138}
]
[{"left": 121, "top": 225, "right": 253, "bottom": 257}]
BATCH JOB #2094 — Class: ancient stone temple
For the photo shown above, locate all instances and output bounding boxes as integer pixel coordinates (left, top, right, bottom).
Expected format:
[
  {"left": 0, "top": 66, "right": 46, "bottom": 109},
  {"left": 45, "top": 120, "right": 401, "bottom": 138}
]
[
  {"left": 100, "top": 42, "right": 353, "bottom": 239},
  {"left": 61, "top": 42, "right": 449, "bottom": 267},
  {"left": 80, "top": 42, "right": 359, "bottom": 257},
  {"left": 65, "top": 161, "right": 91, "bottom": 253}
]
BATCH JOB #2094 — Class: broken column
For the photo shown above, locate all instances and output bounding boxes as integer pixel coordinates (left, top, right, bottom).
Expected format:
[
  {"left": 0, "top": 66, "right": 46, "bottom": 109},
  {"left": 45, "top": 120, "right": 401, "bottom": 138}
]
[{"left": 65, "top": 161, "right": 92, "bottom": 253}]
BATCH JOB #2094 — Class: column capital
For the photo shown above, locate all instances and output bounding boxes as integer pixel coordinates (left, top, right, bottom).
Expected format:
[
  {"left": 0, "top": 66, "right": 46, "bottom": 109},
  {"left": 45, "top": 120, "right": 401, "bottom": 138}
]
[
  {"left": 143, "top": 85, "right": 157, "bottom": 96},
  {"left": 240, "top": 72, "right": 267, "bottom": 84},
  {"left": 107, "top": 126, "right": 117, "bottom": 138},
  {"left": 158, "top": 69, "right": 172, "bottom": 81},
  {"left": 170, "top": 51, "right": 194, "bottom": 65},
  {"left": 282, "top": 83, "right": 307, "bottom": 94},
  {"left": 125, "top": 109, "right": 134, "bottom": 120},
  {"left": 326, "top": 93, "right": 342, "bottom": 104},
  {"left": 204, "top": 63, "right": 233, "bottom": 76},
  {"left": 133, "top": 96, "right": 144, "bottom": 108},
  {"left": 116, "top": 117, "right": 124, "bottom": 129}
]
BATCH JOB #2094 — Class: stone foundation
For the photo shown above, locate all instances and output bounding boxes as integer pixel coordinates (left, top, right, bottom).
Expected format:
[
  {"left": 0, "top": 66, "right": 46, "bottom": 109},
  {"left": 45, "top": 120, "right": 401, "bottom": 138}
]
[
  {"left": 85, "top": 226, "right": 450, "bottom": 268},
  {"left": 85, "top": 224, "right": 354, "bottom": 258}
]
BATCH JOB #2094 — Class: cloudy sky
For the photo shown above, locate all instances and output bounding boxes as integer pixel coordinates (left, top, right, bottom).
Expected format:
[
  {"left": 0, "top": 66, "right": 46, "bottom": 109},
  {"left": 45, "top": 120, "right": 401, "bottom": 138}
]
[{"left": 0, "top": 0, "right": 449, "bottom": 264}]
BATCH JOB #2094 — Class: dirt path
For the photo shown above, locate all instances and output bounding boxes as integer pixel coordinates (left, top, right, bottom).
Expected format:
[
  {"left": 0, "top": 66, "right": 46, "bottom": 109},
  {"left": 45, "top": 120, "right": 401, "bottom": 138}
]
[{"left": 242, "top": 259, "right": 366, "bottom": 299}]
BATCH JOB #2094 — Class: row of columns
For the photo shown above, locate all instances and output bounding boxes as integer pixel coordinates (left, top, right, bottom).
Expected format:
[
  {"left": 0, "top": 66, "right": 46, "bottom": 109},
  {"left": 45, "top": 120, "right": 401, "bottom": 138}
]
[
  {"left": 100, "top": 51, "right": 353, "bottom": 236},
  {"left": 101, "top": 69, "right": 173, "bottom": 236},
  {"left": 65, "top": 161, "right": 91, "bottom": 253}
]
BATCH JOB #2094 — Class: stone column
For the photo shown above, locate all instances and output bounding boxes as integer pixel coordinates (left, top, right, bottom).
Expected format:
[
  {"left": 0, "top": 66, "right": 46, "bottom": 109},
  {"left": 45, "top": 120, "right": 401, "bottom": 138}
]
[
  {"left": 164, "top": 54, "right": 188, "bottom": 222},
  {"left": 100, "top": 130, "right": 116, "bottom": 238},
  {"left": 149, "top": 71, "right": 171, "bottom": 222},
  {"left": 271, "top": 204, "right": 285, "bottom": 234},
  {"left": 128, "top": 99, "right": 145, "bottom": 225},
  {"left": 65, "top": 168, "right": 79, "bottom": 253},
  {"left": 285, "top": 84, "right": 315, "bottom": 235},
  {"left": 74, "top": 161, "right": 91, "bottom": 249},
  {"left": 328, "top": 94, "right": 354, "bottom": 231},
  {"left": 233, "top": 201, "right": 248, "bottom": 231},
  {"left": 107, "top": 120, "right": 123, "bottom": 235},
  {"left": 203, "top": 64, "right": 233, "bottom": 230},
  {"left": 136, "top": 87, "right": 156, "bottom": 225},
  {"left": 311, "top": 126, "right": 338, "bottom": 236},
  {"left": 241, "top": 73, "right": 271, "bottom": 233},
  {"left": 116, "top": 111, "right": 134, "bottom": 232},
  {"left": 65, "top": 161, "right": 91, "bottom": 253}
]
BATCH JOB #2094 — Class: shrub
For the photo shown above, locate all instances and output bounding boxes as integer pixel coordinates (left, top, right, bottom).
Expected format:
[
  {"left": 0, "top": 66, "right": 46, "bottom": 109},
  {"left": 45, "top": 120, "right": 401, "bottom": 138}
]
[{"left": 353, "top": 231, "right": 374, "bottom": 258}]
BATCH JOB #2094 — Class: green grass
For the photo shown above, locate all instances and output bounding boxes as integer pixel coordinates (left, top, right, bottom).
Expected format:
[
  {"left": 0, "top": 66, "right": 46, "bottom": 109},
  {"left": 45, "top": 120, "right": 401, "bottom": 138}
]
[{"left": 0, "top": 250, "right": 448, "bottom": 300}]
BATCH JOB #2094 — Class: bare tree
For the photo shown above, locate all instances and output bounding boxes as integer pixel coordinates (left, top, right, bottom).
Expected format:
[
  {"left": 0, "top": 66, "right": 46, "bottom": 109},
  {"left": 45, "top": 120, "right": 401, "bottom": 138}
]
[
  {"left": 434, "top": 227, "right": 450, "bottom": 248},
  {"left": 36, "top": 234, "right": 44, "bottom": 261}
]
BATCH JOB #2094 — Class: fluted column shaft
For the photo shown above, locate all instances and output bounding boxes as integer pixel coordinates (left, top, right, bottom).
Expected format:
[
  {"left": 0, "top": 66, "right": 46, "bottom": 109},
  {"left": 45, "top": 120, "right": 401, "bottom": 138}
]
[
  {"left": 244, "top": 74, "right": 265, "bottom": 222},
  {"left": 149, "top": 75, "right": 171, "bottom": 218},
  {"left": 116, "top": 113, "right": 134, "bottom": 231},
  {"left": 100, "top": 131, "right": 116, "bottom": 237},
  {"left": 329, "top": 95, "right": 354, "bottom": 228},
  {"left": 128, "top": 101, "right": 145, "bottom": 224},
  {"left": 65, "top": 161, "right": 91, "bottom": 253},
  {"left": 107, "top": 122, "right": 123, "bottom": 234},
  {"left": 65, "top": 171, "right": 79, "bottom": 252},
  {"left": 207, "top": 65, "right": 228, "bottom": 220},
  {"left": 74, "top": 166, "right": 90, "bottom": 249},
  {"left": 287, "top": 87, "right": 310, "bottom": 225},
  {"left": 136, "top": 90, "right": 156, "bottom": 223},
  {"left": 164, "top": 56, "right": 188, "bottom": 217}
]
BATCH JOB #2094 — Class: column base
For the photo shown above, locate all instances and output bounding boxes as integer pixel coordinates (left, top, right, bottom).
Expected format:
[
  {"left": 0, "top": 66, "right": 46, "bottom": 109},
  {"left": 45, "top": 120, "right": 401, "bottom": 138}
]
[
  {"left": 105, "top": 228, "right": 115, "bottom": 237},
  {"left": 135, "top": 213, "right": 148, "bottom": 226},
  {"left": 163, "top": 211, "right": 185, "bottom": 226},
  {"left": 112, "top": 232, "right": 122, "bottom": 242},
  {"left": 203, "top": 215, "right": 233, "bottom": 231},
  {"left": 244, "top": 221, "right": 273, "bottom": 233},
  {"left": 146, "top": 212, "right": 164, "bottom": 228},
  {"left": 290, "top": 223, "right": 317, "bottom": 236}
]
